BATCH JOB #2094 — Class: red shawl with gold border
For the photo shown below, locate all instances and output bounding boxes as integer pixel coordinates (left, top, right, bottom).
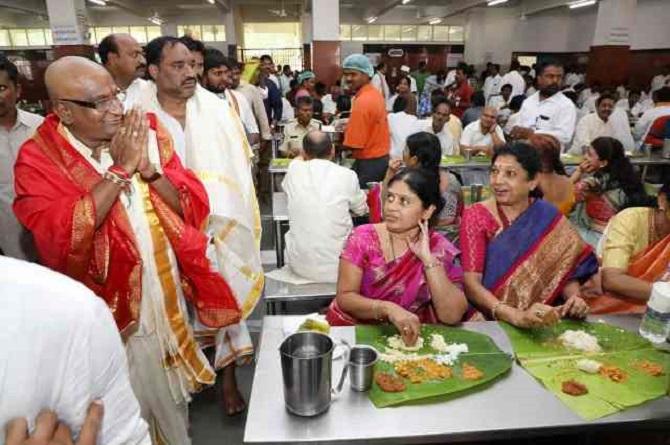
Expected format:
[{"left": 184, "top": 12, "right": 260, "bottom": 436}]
[{"left": 13, "top": 114, "right": 240, "bottom": 335}]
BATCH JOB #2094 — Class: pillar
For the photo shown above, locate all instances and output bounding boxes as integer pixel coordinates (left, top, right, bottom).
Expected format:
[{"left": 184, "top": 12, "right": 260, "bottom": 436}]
[
  {"left": 223, "top": 8, "right": 238, "bottom": 59},
  {"left": 46, "top": 0, "right": 94, "bottom": 59},
  {"left": 301, "top": 12, "right": 312, "bottom": 70},
  {"left": 310, "top": 0, "right": 341, "bottom": 87},
  {"left": 586, "top": 0, "right": 637, "bottom": 88}
]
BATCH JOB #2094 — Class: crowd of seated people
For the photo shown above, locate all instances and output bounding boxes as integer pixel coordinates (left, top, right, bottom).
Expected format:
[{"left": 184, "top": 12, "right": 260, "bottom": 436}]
[{"left": 3, "top": 38, "right": 670, "bottom": 445}]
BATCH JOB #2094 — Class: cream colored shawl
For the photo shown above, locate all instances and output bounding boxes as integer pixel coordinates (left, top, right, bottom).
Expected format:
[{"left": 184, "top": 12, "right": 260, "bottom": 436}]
[{"left": 138, "top": 82, "right": 263, "bottom": 319}]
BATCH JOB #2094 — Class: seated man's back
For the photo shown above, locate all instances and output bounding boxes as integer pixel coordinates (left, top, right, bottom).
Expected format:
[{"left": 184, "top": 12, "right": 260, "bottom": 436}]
[
  {"left": 0, "top": 256, "right": 149, "bottom": 445},
  {"left": 281, "top": 134, "right": 367, "bottom": 282}
]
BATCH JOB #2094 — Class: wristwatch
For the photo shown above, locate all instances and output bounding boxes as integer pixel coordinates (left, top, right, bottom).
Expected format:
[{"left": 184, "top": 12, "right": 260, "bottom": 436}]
[{"left": 141, "top": 166, "right": 162, "bottom": 183}]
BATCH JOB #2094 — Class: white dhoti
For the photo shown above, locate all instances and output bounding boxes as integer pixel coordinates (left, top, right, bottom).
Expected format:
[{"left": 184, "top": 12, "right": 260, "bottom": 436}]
[
  {"left": 139, "top": 83, "right": 264, "bottom": 368},
  {"left": 126, "top": 334, "right": 191, "bottom": 445}
]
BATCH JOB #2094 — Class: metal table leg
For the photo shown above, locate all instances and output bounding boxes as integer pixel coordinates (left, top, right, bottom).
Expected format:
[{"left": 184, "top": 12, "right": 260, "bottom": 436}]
[{"left": 274, "top": 220, "right": 283, "bottom": 268}]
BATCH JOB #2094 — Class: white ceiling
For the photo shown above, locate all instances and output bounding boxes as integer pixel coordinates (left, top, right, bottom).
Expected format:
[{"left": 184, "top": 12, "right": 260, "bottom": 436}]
[{"left": 0, "top": 0, "right": 598, "bottom": 28}]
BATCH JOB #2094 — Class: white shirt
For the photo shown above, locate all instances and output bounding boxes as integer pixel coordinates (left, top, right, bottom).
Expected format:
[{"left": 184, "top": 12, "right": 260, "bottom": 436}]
[
  {"left": 626, "top": 98, "right": 654, "bottom": 118},
  {"left": 518, "top": 91, "right": 577, "bottom": 147},
  {"left": 443, "top": 69, "right": 457, "bottom": 89},
  {"left": 634, "top": 105, "right": 670, "bottom": 141},
  {"left": 581, "top": 93, "right": 599, "bottom": 115},
  {"left": 651, "top": 74, "right": 669, "bottom": 93},
  {"left": 564, "top": 72, "right": 581, "bottom": 88},
  {"left": 282, "top": 159, "right": 368, "bottom": 282},
  {"left": 569, "top": 109, "right": 635, "bottom": 154},
  {"left": 371, "top": 72, "right": 390, "bottom": 101},
  {"left": 281, "top": 97, "right": 295, "bottom": 121},
  {"left": 236, "top": 82, "right": 272, "bottom": 140},
  {"left": 387, "top": 111, "right": 424, "bottom": 158},
  {"left": 483, "top": 74, "right": 502, "bottom": 100},
  {"left": 488, "top": 94, "right": 510, "bottom": 111},
  {"left": 460, "top": 120, "right": 506, "bottom": 148},
  {"left": 121, "top": 78, "right": 149, "bottom": 110},
  {"left": 578, "top": 88, "right": 593, "bottom": 107},
  {"left": 221, "top": 89, "right": 259, "bottom": 136},
  {"left": 321, "top": 94, "right": 337, "bottom": 115},
  {"left": 407, "top": 75, "right": 418, "bottom": 94},
  {"left": 279, "top": 74, "right": 293, "bottom": 96},
  {"left": 268, "top": 74, "right": 280, "bottom": 88},
  {"left": 0, "top": 108, "right": 43, "bottom": 260},
  {"left": 500, "top": 70, "right": 525, "bottom": 99},
  {"left": 0, "top": 256, "right": 150, "bottom": 445},
  {"left": 423, "top": 118, "right": 459, "bottom": 156},
  {"left": 504, "top": 111, "right": 522, "bottom": 134}
]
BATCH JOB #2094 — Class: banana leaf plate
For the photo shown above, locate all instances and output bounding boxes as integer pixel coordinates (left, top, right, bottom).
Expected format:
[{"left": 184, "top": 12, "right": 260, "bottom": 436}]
[
  {"left": 500, "top": 320, "right": 670, "bottom": 420},
  {"left": 356, "top": 324, "right": 512, "bottom": 408}
]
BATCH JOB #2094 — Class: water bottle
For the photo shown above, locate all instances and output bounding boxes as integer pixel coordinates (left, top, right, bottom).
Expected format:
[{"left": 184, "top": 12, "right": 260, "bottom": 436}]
[{"left": 639, "top": 282, "right": 670, "bottom": 344}]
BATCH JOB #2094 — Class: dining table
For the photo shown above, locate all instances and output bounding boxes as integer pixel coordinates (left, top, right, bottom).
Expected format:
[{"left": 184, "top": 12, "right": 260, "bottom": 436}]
[{"left": 243, "top": 315, "right": 670, "bottom": 444}]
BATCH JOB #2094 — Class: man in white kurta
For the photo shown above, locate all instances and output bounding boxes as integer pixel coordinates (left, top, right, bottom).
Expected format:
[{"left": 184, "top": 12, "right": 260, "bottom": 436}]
[
  {"left": 569, "top": 94, "right": 635, "bottom": 154},
  {"left": 201, "top": 47, "right": 260, "bottom": 147},
  {"left": 483, "top": 64, "right": 502, "bottom": 101},
  {"left": 511, "top": 62, "right": 577, "bottom": 149},
  {"left": 142, "top": 36, "right": 263, "bottom": 416},
  {"left": 282, "top": 131, "right": 367, "bottom": 283},
  {"left": 98, "top": 33, "right": 147, "bottom": 110},
  {"left": 387, "top": 97, "right": 424, "bottom": 159},
  {"left": 0, "top": 256, "right": 150, "bottom": 445},
  {"left": 423, "top": 96, "right": 462, "bottom": 156},
  {"left": 633, "top": 87, "right": 670, "bottom": 142},
  {"left": 650, "top": 66, "right": 670, "bottom": 94},
  {"left": 500, "top": 61, "right": 526, "bottom": 99}
]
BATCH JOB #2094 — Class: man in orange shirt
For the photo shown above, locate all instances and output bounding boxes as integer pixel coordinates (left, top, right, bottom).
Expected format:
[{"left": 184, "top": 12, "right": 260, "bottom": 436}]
[{"left": 342, "top": 54, "right": 390, "bottom": 188}]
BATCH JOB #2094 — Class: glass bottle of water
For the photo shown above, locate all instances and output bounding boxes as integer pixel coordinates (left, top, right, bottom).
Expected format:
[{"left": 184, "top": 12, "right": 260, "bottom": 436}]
[{"left": 639, "top": 282, "right": 670, "bottom": 344}]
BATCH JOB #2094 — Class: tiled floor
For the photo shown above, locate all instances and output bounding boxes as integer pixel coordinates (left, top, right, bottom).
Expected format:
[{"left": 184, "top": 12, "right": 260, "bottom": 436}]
[{"left": 190, "top": 333, "right": 259, "bottom": 445}]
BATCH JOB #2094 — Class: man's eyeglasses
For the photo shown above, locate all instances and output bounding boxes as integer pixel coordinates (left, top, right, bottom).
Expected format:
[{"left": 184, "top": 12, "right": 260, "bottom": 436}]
[{"left": 58, "top": 90, "right": 124, "bottom": 113}]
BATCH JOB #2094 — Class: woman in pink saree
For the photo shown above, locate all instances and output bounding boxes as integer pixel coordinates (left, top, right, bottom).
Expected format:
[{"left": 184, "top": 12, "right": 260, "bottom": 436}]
[{"left": 326, "top": 168, "right": 468, "bottom": 346}]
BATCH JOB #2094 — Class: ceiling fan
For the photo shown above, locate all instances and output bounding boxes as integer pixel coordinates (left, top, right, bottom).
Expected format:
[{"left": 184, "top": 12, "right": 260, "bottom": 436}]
[{"left": 268, "top": 0, "right": 294, "bottom": 18}]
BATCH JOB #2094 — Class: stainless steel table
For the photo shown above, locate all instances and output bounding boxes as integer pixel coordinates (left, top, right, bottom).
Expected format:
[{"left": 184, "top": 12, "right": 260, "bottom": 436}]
[
  {"left": 244, "top": 315, "right": 670, "bottom": 444},
  {"left": 263, "top": 279, "right": 336, "bottom": 315}
]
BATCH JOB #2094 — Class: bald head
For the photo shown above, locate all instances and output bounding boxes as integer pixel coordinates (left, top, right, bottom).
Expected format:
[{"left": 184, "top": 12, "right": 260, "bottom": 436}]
[
  {"left": 46, "top": 56, "right": 123, "bottom": 146},
  {"left": 303, "top": 130, "right": 333, "bottom": 160},
  {"left": 480, "top": 106, "right": 499, "bottom": 130},
  {"left": 98, "top": 33, "right": 146, "bottom": 89},
  {"left": 45, "top": 56, "right": 114, "bottom": 100}
]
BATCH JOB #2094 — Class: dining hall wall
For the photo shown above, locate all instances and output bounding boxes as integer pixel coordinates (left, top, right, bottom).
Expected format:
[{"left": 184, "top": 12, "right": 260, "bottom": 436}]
[{"left": 463, "top": 0, "right": 670, "bottom": 71}]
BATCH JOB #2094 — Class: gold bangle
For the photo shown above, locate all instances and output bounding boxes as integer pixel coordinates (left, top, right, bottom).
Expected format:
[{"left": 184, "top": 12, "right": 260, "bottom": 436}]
[
  {"left": 491, "top": 301, "right": 506, "bottom": 320},
  {"left": 423, "top": 261, "right": 441, "bottom": 271},
  {"left": 372, "top": 300, "right": 384, "bottom": 321}
]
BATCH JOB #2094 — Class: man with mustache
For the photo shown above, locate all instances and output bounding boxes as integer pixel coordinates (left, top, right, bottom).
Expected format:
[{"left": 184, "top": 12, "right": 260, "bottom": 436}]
[
  {"left": 140, "top": 36, "right": 264, "bottom": 417},
  {"left": 12, "top": 56, "right": 240, "bottom": 445},
  {"left": 569, "top": 91, "right": 635, "bottom": 154},
  {"left": 98, "top": 33, "right": 147, "bottom": 109},
  {"left": 511, "top": 60, "right": 577, "bottom": 148}
]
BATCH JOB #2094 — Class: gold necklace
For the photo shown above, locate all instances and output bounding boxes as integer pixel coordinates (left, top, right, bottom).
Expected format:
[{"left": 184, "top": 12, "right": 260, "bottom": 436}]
[{"left": 387, "top": 228, "right": 420, "bottom": 261}]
